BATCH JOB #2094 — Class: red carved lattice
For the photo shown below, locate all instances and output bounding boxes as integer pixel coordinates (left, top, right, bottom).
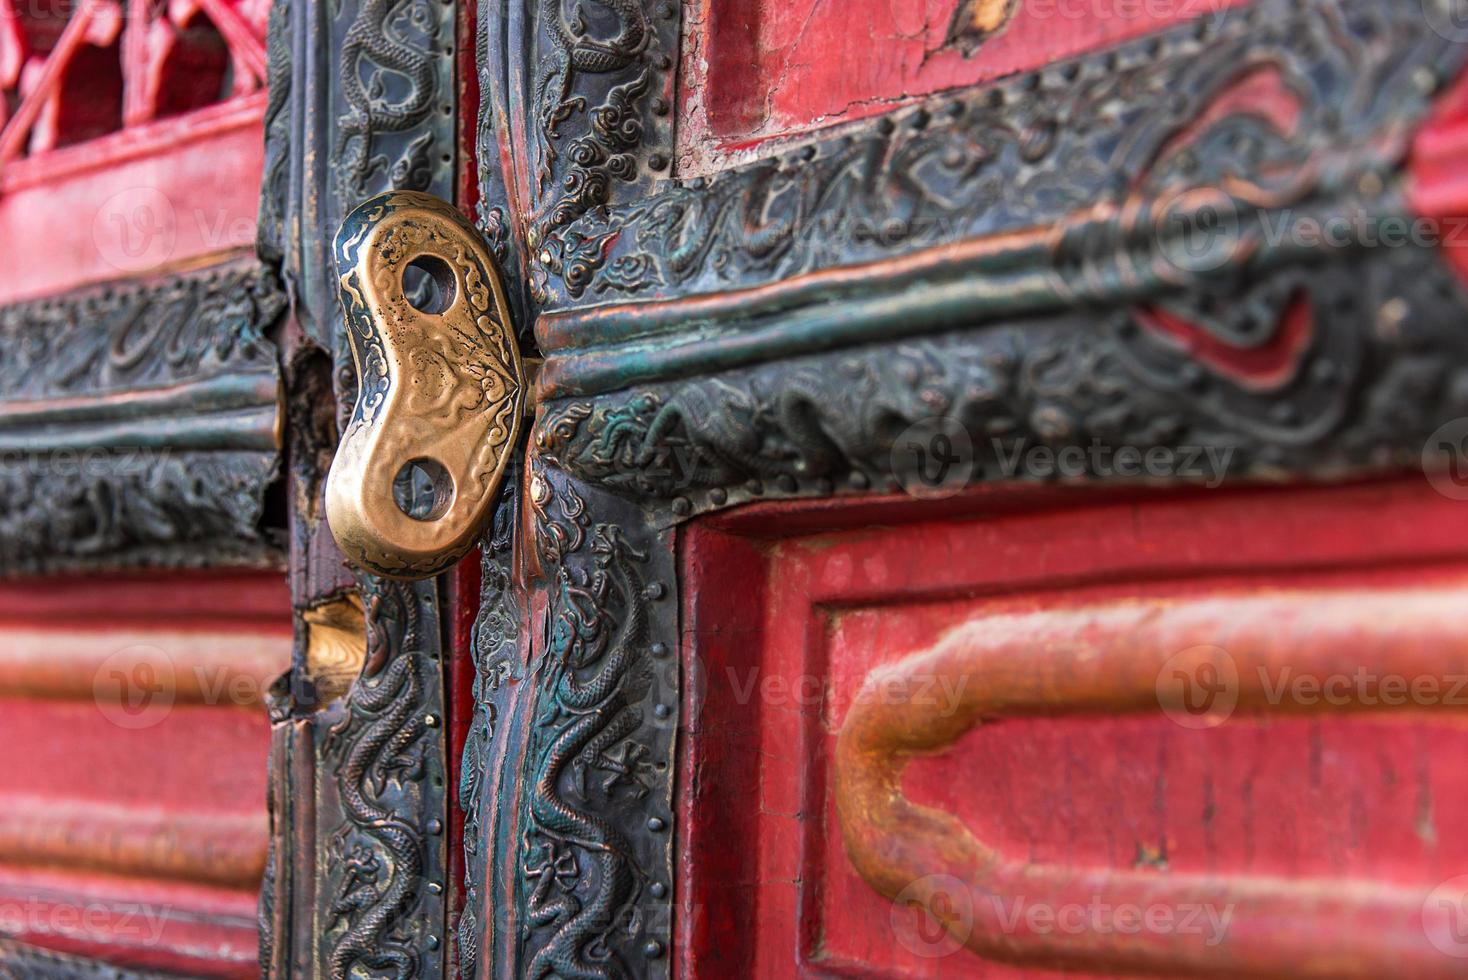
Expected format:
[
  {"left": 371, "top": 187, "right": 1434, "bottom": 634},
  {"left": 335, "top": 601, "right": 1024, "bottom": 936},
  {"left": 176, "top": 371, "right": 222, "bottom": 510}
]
[{"left": 0, "top": 0, "right": 266, "bottom": 171}]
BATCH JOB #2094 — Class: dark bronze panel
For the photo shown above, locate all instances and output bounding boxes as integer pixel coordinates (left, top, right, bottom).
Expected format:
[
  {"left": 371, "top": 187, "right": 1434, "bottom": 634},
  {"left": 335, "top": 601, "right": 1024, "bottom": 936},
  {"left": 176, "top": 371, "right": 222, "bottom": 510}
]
[{"left": 0, "top": 262, "right": 286, "bottom": 575}]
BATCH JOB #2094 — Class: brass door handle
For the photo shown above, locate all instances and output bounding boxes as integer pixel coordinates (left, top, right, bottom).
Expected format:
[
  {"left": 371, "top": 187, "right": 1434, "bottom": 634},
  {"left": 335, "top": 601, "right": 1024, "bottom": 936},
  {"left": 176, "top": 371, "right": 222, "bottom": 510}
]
[{"left": 325, "top": 190, "right": 525, "bottom": 579}]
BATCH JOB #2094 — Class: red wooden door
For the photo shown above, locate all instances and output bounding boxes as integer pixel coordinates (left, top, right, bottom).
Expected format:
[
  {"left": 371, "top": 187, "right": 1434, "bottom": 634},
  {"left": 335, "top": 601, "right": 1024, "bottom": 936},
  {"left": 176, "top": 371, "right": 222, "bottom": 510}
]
[
  {"left": 256, "top": 0, "right": 1468, "bottom": 977},
  {"left": 0, "top": 0, "right": 287, "bottom": 974}
]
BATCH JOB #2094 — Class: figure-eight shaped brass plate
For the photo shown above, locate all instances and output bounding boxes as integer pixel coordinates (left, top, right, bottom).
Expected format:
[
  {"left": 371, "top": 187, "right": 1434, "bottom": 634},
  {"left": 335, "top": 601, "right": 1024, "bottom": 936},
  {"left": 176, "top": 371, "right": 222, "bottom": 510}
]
[{"left": 326, "top": 191, "right": 525, "bottom": 579}]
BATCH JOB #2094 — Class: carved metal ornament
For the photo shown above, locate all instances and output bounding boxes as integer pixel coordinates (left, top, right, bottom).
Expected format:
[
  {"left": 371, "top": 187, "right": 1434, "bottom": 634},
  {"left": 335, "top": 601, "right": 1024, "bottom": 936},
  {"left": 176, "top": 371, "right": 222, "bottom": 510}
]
[
  {"left": 536, "top": 243, "right": 1468, "bottom": 515},
  {"left": 476, "top": 0, "right": 680, "bottom": 314},
  {"left": 320, "top": 576, "right": 450, "bottom": 980},
  {"left": 514, "top": 462, "right": 678, "bottom": 980},
  {"left": 456, "top": 474, "right": 523, "bottom": 979},
  {"left": 512, "top": 0, "right": 1468, "bottom": 385},
  {"left": 256, "top": 0, "right": 461, "bottom": 969},
  {"left": 327, "top": 191, "right": 527, "bottom": 578},
  {"left": 0, "top": 262, "right": 286, "bottom": 575},
  {"left": 257, "top": 0, "right": 456, "bottom": 350}
]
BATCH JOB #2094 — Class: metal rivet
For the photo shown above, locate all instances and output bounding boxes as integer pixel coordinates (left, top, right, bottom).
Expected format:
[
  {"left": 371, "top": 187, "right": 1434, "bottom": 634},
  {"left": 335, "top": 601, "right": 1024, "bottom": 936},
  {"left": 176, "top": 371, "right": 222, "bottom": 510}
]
[
  {"left": 428, "top": 819, "right": 443, "bottom": 835},
  {"left": 709, "top": 487, "right": 728, "bottom": 506},
  {"left": 654, "top": 703, "right": 671, "bottom": 719},
  {"left": 644, "top": 940, "right": 665, "bottom": 958},
  {"left": 648, "top": 817, "right": 666, "bottom": 832},
  {"left": 644, "top": 582, "right": 665, "bottom": 600},
  {"left": 426, "top": 935, "right": 441, "bottom": 950},
  {"left": 650, "top": 882, "right": 667, "bottom": 899},
  {"left": 427, "top": 881, "right": 443, "bottom": 895},
  {"left": 672, "top": 496, "right": 691, "bottom": 516},
  {"left": 650, "top": 642, "right": 669, "bottom": 658},
  {"left": 649, "top": 153, "right": 669, "bottom": 171},
  {"left": 425, "top": 714, "right": 440, "bottom": 728}
]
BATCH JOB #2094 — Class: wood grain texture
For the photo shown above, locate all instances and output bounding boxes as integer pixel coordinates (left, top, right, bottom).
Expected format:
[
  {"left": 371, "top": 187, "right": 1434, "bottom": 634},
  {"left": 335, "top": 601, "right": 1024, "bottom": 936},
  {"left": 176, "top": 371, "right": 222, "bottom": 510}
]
[{"left": 0, "top": 569, "right": 286, "bottom": 976}]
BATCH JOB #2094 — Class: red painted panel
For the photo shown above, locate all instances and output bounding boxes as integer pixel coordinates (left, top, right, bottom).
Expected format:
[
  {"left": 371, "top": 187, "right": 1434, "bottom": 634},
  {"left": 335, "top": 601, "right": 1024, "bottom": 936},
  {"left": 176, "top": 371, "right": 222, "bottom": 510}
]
[
  {"left": 0, "top": 569, "right": 291, "bottom": 630},
  {"left": 679, "top": 0, "right": 1250, "bottom": 169},
  {"left": 681, "top": 479, "right": 1468, "bottom": 977},
  {"left": 0, "top": 569, "right": 287, "bottom": 975},
  {"left": 0, "top": 96, "right": 263, "bottom": 305},
  {"left": 0, "top": 866, "right": 257, "bottom": 977}
]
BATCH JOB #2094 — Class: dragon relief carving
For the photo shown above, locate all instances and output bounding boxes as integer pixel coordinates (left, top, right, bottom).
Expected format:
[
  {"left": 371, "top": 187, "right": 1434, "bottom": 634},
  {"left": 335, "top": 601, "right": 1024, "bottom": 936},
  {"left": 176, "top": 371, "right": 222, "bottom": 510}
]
[
  {"left": 528, "top": 0, "right": 675, "bottom": 303},
  {"left": 325, "top": 578, "right": 438, "bottom": 980},
  {"left": 0, "top": 451, "right": 281, "bottom": 576},
  {"left": 0, "top": 264, "right": 285, "bottom": 575},
  {"left": 0, "top": 265, "right": 283, "bottom": 398},
  {"left": 514, "top": 469, "right": 674, "bottom": 979},
  {"left": 536, "top": 241, "right": 1468, "bottom": 508},
  {"left": 526, "top": 0, "right": 1465, "bottom": 306},
  {"left": 336, "top": 0, "right": 444, "bottom": 200}
]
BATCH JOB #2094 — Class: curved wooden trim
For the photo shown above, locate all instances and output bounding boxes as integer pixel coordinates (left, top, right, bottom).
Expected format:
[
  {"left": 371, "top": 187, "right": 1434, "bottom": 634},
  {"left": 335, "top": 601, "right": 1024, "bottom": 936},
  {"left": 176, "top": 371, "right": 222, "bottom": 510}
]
[{"left": 835, "top": 586, "right": 1468, "bottom": 977}]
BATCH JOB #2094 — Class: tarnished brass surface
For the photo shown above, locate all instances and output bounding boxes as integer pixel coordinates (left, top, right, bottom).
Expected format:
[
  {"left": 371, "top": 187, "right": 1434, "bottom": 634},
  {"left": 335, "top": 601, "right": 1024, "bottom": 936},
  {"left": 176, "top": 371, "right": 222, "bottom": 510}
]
[{"left": 326, "top": 191, "right": 525, "bottom": 578}]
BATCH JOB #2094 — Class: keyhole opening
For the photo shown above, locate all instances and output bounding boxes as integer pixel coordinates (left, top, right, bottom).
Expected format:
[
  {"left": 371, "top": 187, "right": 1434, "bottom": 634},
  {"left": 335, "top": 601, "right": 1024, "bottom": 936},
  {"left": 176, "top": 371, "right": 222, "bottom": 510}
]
[
  {"left": 403, "top": 255, "right": 457, "bottom": 315},
  {"left": 393, "top": 458, "right": 454, "bottom": 522}
]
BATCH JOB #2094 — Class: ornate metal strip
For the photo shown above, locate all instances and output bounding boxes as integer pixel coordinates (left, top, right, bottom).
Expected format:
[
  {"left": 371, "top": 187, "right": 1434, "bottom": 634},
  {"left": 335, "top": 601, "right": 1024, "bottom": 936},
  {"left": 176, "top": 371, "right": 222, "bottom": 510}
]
[
  {"left": 476, "top": 0, "right": 680, "bottom": 313},
  {"left": 536, "top": 240, "right": 1468, "bottom": 513},
  {"left": 0, "top": 262, "right": 286, "bottom": 575},
  {"left": 515, "top": 0, "right": 1465, "bottom": 374},
  {"left": 485, "top": 462, "right": 680, "bottom": 980},
  {"left": 257, "top": 0, "right": 457, "bottom": 351},
  {"left": 457, "top": 474, "right": 523, "bottom": 978},
  {"left": 256, "top": 0, "right": 461, "bottom": 969},
  {"left": 319, "top": 576, "right": 450, "bottom": 980}
]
